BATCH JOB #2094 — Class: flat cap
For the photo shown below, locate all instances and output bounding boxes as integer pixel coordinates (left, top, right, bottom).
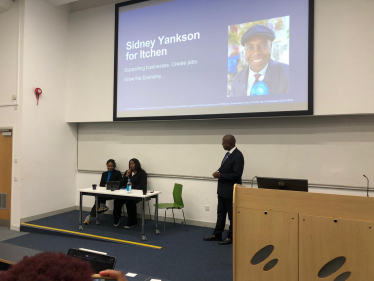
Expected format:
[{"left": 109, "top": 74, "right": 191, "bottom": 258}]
[{"left": 240, "top": 24, "right": 275, "bottom": 46}]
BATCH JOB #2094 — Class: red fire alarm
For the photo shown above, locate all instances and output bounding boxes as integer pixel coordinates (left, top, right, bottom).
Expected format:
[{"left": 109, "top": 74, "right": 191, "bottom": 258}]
[{"left": 35, "top": 88, "right": 42, "bottom": 105}]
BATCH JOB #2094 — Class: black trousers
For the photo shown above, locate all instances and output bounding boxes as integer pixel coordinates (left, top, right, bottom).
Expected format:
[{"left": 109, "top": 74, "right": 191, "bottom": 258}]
[
  {"left": 89, "top": 197, "right": 108, "bottom": 217},
  {"left": 213, "top": 196, "right": 233, "bottom": 239},
  {"left": 113, "top": 198, "right": 140, "bottom": 225}
]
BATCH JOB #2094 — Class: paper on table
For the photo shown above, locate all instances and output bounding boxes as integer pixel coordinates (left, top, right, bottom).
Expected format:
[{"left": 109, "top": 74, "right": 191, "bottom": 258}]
[
  {"left": 125, "top": 273, "right": 137, "bottom": 277},
  {"left": 150, "top": 279, "right": 161, "bottom": 281}
]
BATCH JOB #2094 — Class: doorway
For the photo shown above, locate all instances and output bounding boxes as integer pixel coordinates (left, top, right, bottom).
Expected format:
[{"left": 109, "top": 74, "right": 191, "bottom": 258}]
[{"left": 0, "top": 131, "right": 12, "bottom": 227}]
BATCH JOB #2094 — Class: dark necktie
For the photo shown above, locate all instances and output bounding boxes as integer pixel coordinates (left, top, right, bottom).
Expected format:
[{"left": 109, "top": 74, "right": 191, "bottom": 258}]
[
  {"left": 249, "top": 74, "right": 261, "bottom": 96},
  {"left": 254, "top": 74, "right": 261, "bottom": 84},
  {"left": 221, "top": 152, "right": 230, "bottom": 165}
]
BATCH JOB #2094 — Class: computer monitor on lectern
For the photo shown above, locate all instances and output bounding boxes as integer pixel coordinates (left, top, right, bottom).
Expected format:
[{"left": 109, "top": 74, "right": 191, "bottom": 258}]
[{"left": 257, "top": 177, "right": 308, "bottom": 192}]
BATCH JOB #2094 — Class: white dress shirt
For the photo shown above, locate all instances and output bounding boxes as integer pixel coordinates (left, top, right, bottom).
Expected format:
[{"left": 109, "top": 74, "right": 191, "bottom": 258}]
[
  {"left": 228, "top": 147, "right": 237, "bottom": 154},
  {"left": 247, "top": 63, "right": 269, "bottom": 96}
]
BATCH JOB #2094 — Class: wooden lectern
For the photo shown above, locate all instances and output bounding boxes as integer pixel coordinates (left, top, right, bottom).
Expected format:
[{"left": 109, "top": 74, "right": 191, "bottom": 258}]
[{"left": 233, "top": 184, "right": 374, "bottom": 281}]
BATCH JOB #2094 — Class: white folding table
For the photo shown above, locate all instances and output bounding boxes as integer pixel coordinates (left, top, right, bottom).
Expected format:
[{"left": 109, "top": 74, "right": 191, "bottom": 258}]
[{"left": 78, "top": 187, "right": 162, "bottom": 241}]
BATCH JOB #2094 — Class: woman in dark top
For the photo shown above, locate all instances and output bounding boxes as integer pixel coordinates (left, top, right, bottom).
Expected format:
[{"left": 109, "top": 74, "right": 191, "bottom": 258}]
[
  {"left": 84, "top": 159, "right": 122, "bottom": 224},
  {"left": 113, "top": 158, "right": 147, "bottom": 228}
]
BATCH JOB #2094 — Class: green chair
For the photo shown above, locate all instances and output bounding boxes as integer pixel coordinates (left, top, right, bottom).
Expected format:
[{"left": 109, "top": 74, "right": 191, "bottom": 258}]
[{"left": 155, "top": 183, "right": 187, "bottom": 233}]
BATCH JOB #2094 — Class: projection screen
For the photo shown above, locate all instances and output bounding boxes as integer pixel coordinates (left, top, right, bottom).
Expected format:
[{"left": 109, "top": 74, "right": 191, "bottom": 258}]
[{"left": 114, "top": 0, "right": 314, "bottom": 121}]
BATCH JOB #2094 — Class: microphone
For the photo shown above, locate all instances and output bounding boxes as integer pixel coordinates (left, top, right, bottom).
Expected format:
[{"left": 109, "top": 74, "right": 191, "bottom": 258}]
[
  {"left": 363, "top": 175, "right": 369, "bottom": 197},
  {"left": 251, "top": 176, "right": 257, "bottom": 188}
]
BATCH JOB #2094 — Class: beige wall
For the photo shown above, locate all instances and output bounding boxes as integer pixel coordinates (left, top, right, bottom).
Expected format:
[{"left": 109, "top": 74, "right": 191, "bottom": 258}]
[
  {"left": 1, "top": 0, "right": 374, "bottom": 228},
  {"left": 20, "top": 0, "right": 77, "bottom": 220},
  {"left": 0, "top": 0, "right": 78, "bottom": 229},
  {"left": 313, "top": 0, "right": 374, "bottom": 115},
  {"left": 69, "top": 0, "right": 374, "bottom": 224},
  {"left": 0, "top": 0, "right": 19, "bottom": 106},
  {"left": 0, "top": 0, "right": 23, "bottom": 230},
  {"left": 66, "top": 0, "right": 374, "bottom": 121}
]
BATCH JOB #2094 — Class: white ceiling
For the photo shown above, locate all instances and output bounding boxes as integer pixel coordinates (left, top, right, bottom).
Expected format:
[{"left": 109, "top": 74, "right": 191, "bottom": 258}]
[
  {"left": 44, "top": 0, "right": 79, "bottom": 6},
  {"left": 43, "top": 0, "right": 129, "bottom": 12},
  {"left": 70, "top": 0, "right": 127, "bottom": 12}
]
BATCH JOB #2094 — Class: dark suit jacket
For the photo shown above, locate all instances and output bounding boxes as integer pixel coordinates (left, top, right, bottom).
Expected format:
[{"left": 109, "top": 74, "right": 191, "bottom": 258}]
[
  {"left": 99, "top": 170, "right": 122, "bottom": 187},
  {"left": 230, "top": 59, "right": 289, "bottom": 97},
  {"left": 120, "top": 169, "right": 147, "bottom": 192},
  {"left": 217, "top": 148, "right": 244, "bottom": 199}
]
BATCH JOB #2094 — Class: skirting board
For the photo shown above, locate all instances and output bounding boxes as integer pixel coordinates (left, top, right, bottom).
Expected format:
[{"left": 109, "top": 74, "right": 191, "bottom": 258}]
[
  {"left": 16, "top": 205, "right": 227, "bottom": 230},
  {"left": 10, "top": 225, "right": 20, "bottom": 231},
  {"left": 20, "top": 206, "right": 77, "bottom": 223},
  {"left": 0, "top": 219, "right": 10, "bottom": 228},
  {"left": 76, "top": 206, "right": 228, "bottom": 230}
]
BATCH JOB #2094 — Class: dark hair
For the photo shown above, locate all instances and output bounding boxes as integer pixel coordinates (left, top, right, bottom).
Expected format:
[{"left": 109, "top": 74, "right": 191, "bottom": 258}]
[
  {"left": 129, "top": 158, "right": 142, "bottom": 172},
  {"left": 223, "top": 134, "right": 236, "bottom": 146},
  {"left": 0, "top": 252, "right": 93, "bottom": 281},
  {"left": 106, "top": 159, "right": 116, "bottom": 169}
]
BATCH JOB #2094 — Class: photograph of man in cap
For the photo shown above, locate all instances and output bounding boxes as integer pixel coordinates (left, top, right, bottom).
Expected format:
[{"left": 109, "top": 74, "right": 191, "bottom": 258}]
[{"left": 229, "top": 24, "right": 289, "bottom": 97}]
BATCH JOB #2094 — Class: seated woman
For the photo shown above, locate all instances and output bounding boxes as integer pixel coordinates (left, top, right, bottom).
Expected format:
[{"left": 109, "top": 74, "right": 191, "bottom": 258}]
[
  {"left": 84, "top": 159, "right": 122, "bottom": 224},
  {"left": 113, "top": 158, "right": 147, "bottom": 228}
]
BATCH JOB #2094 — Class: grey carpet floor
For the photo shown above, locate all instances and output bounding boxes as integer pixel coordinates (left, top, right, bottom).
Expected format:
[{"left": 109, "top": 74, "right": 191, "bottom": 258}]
[{"left": 0, "top": 226, "right": 28, "bottom": 242}]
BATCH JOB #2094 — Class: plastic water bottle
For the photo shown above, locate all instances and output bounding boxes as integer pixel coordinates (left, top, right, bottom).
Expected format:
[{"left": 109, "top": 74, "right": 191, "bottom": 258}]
[{"left": 127, "top": 179, "right": 132, "bottom": 194}]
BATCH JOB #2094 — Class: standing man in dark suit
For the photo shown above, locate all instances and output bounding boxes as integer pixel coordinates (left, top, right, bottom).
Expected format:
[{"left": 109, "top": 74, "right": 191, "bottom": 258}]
[{"left": 204, "top": 135, "right": 244, "bottom": 245}]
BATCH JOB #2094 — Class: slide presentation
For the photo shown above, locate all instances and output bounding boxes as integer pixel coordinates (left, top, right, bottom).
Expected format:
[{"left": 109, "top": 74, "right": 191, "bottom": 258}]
[{"left": 114, "top": 0, "right": 312, "bottom": 120}]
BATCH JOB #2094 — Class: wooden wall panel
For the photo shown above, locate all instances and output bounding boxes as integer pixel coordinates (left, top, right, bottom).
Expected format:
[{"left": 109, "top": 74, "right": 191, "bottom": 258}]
[
  {"left": 234, "top": 208, "right": 298, "bottom": 281},
  {"left": 234, "top": 185, "right": 374, "bottom": 222},
  {"left": 299, "top": 215, "right": 374, "bottom": 280}
]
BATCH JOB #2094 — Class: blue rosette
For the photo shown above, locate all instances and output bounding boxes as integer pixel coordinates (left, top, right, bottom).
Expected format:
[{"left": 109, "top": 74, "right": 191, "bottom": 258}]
[{"left": 251, "top": 81, "right": 269, "bottom": 96}]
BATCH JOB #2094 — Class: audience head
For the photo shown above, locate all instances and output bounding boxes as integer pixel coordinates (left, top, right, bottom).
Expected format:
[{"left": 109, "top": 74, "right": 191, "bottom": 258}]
[
  {"left": 0, "top": 252, "right": 93, "bottom": 281},
  {"left": 106, "top": 159, "right": 116, "bottom": 171},
  {"left": 129, "top": 158, "right": 142, "bottom": 172},
  {"left": 222, "top": 134, "right": 236, "bottom": 151}
]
